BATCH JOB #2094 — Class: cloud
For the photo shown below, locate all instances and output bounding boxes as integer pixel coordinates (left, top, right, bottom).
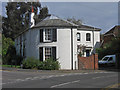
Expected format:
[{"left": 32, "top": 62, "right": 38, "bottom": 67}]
[{"left": 41, "top": 2, "right": 118, "bottom": 33}]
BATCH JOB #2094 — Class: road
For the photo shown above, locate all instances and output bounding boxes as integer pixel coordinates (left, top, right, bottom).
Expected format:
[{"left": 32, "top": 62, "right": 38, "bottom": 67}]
[{"left": 1, "top": 70, "right": 119, "bottom": 88}]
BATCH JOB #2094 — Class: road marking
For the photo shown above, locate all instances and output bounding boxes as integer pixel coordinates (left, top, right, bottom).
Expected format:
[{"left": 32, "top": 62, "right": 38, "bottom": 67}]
[
  {"left": 50, "top": 80, "right": 80, "bottom": 88},
  {"left": 25, "top": 77, "right": 32, "bottom": 80},
  {"left": 92, "top": 75, "right": 117, "bottom": 79},
  {"left": 2, "top": 71, "right": 116, "bottom": 85}
]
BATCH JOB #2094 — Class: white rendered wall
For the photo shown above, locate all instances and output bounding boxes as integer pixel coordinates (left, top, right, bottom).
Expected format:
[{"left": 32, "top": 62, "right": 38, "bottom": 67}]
[
  {"left": 38, "top": 28, "right": 72, "bottom": 70},
  {"left": 77, "top": 30, "right": 100, "bottom": 56},
  {"left": 20, "top": 28, "right": 73, "bottom": 70},
  {"left": 15, "top": 28, "right": 100, "bottom": 70},
  {"left": 25, "top": 29, "right": 39, "bottom": 59}
]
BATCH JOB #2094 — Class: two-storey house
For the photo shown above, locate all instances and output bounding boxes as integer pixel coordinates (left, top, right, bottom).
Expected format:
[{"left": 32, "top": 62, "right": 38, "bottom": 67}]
[{"left": 15, "top": 11, "right": 101, "bottom": 70}]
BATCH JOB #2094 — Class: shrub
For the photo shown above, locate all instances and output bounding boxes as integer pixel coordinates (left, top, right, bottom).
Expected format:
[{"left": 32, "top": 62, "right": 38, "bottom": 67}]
[
  {"left": 15, "top": 55, "right": 23, "bottom": 65},
  {"left": 22, "top": 57, "right": 40, "bottom": 69},
  {"left": 42, "top": 58, "right": 60, "bottom": 70},
  {"left": 22, "top": 57, "right": 60, "bottom": 70},
  {"left": 37, "top": 61, "right": 45, "bottom": 70}
]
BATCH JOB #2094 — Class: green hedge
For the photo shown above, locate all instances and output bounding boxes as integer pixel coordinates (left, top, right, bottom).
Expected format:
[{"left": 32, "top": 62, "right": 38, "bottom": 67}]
[{"left": 22, "top": 57, "right": 60, "bottom": 70}]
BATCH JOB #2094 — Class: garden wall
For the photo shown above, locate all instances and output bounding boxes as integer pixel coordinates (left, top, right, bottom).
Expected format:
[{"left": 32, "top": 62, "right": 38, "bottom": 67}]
[{"left": 78, "top": 54, "right": 98, "bottom": 70}]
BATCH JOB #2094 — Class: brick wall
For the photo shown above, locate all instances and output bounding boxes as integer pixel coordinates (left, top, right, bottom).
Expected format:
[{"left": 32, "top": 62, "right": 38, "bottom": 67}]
[{"left": 78, "top": 54, "right": 98, "bottom": 70}]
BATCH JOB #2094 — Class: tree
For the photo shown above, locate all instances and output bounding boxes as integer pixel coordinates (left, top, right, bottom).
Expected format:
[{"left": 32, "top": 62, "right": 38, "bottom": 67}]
[
  {"left": 2, "top": 35, "right": 15, "bottom": 64},
  {"left": 96, "top": 38, "right": 120, "bottom": 59},
  {"left": 35, "top": 6, "right": 49, "bottom": 24},
  {"left": 77, "top": 44, "right": 86, "bottom": 57},
  {"left": 2, "top": 2, "right": 49, "bottom": 39}
]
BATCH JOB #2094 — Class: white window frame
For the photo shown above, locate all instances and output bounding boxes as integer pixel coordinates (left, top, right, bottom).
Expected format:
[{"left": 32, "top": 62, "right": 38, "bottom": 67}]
[
  {"left": 77, "top": 33, "right": 80, "bottom": 41},
  {"left": 44, "top": 29, "right": 52, "bottom": 42},
  {"left": 86, "top": 33, "right": 91, "bottom": 42},
  {"left": 44, "top": 47, "right": 52, "bottom": 60}
]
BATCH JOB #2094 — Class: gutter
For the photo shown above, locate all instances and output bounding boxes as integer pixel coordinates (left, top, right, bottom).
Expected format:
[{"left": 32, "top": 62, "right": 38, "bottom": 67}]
[{"left": 71, "top": 28, "right": 73, "bottom": 70}]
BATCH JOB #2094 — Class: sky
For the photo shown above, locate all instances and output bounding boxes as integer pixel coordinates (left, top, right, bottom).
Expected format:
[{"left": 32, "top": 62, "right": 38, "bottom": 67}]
[{"left": 0, "top": 1, "right": 119, "bottom": 34}]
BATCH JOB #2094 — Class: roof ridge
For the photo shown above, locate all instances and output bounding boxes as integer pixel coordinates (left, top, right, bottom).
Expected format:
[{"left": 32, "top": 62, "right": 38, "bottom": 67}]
[{"left": 61, "top": 19, "right": 79, "bottom": 26}]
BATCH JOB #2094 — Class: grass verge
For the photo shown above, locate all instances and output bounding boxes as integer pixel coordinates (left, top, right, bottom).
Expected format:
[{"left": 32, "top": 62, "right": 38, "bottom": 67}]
[{"left": 0, "top": 65, "right": 21, "bottom": 68}]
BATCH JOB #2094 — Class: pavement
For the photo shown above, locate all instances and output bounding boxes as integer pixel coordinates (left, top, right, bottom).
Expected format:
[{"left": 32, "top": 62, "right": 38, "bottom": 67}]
[{"left": 1, "top": 67, "right": 120, "bottom": 89}]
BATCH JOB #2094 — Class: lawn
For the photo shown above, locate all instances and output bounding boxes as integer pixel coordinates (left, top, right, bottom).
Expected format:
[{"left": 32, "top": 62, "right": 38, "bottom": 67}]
[{"left": 1, "top": 65, "right": 21, "bottom": 68}]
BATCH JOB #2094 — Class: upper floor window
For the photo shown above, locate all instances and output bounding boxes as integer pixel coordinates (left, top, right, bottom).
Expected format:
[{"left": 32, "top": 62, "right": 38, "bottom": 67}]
[
  {"left": 77, "top": 33, "right": 80, "bottom": 41},
  {"left": 86, "top": 33, "right": 91, "bottom": 41},
  {"left": 40, "top": 28, "right": 57, "bottom": 42},
  {"left": 45, "top": 29, "right": 52, "bottom": 42}
]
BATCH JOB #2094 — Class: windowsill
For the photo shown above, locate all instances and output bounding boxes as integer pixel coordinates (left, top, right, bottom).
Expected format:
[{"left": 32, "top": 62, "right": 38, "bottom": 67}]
[
  {"left": 43, "top": 40, "right": 52, "bottom": 43},
  {"left": 86, "top": 41, "right": 91, "bottom": 43},
  {"left": 77, "top": 41, "right": 81, "bottom": 43}
]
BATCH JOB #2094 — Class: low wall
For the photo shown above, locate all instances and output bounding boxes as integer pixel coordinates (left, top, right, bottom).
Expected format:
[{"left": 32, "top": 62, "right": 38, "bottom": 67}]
[{"left": 78, "top": 54, "right": 98, "bottom": 70}]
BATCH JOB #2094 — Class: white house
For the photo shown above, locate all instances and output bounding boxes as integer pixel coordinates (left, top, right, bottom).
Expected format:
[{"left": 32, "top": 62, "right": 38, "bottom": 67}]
[{"left": 15, "top": 11, "right": 101, "bottom": 70}]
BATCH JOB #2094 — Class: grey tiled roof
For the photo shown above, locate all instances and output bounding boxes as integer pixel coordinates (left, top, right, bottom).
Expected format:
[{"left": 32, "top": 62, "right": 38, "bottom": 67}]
[
  {"left": 78, "top": 25, "right": 101, "bottom": 31},
  {"left": 33, "top": 19, "right": 78, "bottom": 28},
  {"left": 14, "top": 15, "right": 101, "bottom": 38},
  {"left": 33, "top": 15, "right": 100, "bottom": 31}
]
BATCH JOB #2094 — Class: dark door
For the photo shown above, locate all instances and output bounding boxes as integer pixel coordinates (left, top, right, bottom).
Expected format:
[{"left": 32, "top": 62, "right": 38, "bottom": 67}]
[{"left": 86, "top": 50, "right": 90, "bottom": 57}]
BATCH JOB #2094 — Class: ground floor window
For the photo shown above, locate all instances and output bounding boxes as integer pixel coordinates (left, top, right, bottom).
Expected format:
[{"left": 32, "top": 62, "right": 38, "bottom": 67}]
[
  {"left": 39, "top": 47, "right": 56, "bottom": 61},
  {"left": 45, "top": 47, "right": 52, "bottom": 60}
]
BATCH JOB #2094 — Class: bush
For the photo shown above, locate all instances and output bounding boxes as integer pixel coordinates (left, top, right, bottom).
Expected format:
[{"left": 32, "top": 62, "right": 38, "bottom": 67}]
[
  {"left": 22, "top": 57, "right": 40, "bottom": 69},
  {"left": 22, "top": 57, "right": 60, "bottom": 70},
  {"left": 15, "top": 55, "right": 23, "bottom": 65},
  {"left": 37, "top": 61, "right": 45, "bottom": 70},
  {"left": 43, "top": 58, "right": 60, "bottom": 70}
]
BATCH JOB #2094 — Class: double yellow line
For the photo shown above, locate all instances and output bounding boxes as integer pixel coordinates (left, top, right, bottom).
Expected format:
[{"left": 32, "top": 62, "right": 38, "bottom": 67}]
[{"left": 101, "top": 83, "right": 120, "bottom": 90}]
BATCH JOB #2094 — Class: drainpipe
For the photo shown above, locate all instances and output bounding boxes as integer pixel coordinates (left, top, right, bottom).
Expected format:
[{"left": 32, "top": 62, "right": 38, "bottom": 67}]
[
  {"left": 92, "top": 28, "right": 95, "bottom": 53},
  {"left": 93, "top": 28, "right": 95, "bottom": 70},
  {"left": 71, "top": 28, "right": 73, "bottom": 70}
]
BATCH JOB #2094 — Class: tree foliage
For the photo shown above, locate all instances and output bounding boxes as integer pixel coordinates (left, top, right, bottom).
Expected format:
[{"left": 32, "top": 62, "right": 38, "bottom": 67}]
[
  {"left": 2, "top": 35, "right": 15, "bottom": 64},
  {"left": 2, "top": 2, "right": 49, "bottom": 39},
  {"left": 96, "top": 38, "right": 120, "bottom": 59}
]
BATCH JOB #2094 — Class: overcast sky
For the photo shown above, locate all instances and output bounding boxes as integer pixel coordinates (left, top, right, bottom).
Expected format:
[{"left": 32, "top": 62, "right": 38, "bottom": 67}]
[
  {"left": 41, "top": 2, "right": 118, "bottom": 34},
  {"left": 1, "top": 1, "right": 118, "bottom": 34}
]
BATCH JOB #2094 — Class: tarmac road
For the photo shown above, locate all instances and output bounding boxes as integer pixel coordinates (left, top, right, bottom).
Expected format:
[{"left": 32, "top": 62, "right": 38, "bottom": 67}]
[{"left": 1, "top": 69, "right": 119, "bottom": 89}]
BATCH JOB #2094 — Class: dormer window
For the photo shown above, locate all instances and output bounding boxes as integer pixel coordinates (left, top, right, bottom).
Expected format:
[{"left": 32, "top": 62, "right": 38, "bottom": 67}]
[{"left": 86, "top": 33, "right": 91, "bottom": 41}]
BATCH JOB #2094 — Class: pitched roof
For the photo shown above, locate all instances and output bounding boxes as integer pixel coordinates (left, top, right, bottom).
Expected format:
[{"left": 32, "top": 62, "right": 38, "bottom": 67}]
[
  {"left": 33, "top": 15, "right": 78, "bottom": 28},
  {"left": 14, "top": 15, "right": 101, "bottom": 38},
  {"left": 104, "top": 25, "right": 120, "bottom": 35},
  {"left": 78, "top": 24, "right": 101, "bottom": 31}
]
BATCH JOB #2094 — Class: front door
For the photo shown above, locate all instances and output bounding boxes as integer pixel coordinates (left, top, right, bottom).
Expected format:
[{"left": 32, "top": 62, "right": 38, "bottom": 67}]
[{"left": 86, "top": 50, "right": 90, "bottom": 57}]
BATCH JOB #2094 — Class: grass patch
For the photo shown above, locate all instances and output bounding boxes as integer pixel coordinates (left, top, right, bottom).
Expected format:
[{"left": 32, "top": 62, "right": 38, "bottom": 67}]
[{"left": 1, "top": 65, "right": 21, "bottom": 68}]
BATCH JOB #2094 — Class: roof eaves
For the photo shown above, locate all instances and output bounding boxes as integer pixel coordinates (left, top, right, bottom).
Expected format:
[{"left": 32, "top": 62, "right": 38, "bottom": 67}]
[
  {"left": 14, "top": 27, "right": 30, "bottom": 39},
  {"left": 77, "top": 28, "right": 101, "bottom": 31}
]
